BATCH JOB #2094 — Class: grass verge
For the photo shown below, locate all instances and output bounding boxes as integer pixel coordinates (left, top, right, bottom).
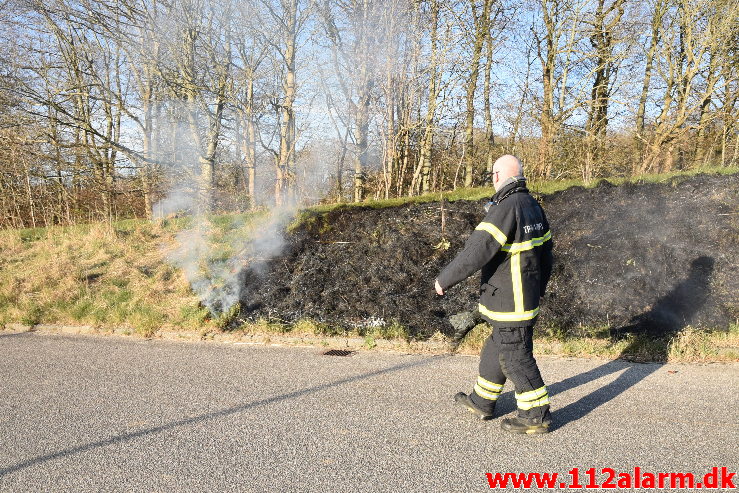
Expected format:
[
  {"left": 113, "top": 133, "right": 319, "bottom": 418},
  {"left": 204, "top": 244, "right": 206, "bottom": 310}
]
[
  {"left": 225, "top": 318, "right": 738, "bottom": 363},
  {"left": 0, "top": 221, "right": 212, "bottom": 336},
  {"left": 543, "top": 324, "right": 739, "bottom": 363}
]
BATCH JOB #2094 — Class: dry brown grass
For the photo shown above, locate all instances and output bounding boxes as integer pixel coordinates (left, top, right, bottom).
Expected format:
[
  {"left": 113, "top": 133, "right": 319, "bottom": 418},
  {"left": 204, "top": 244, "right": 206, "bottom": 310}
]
[{"left": 0, "top": 221, "right": 210, "bottom": 336}]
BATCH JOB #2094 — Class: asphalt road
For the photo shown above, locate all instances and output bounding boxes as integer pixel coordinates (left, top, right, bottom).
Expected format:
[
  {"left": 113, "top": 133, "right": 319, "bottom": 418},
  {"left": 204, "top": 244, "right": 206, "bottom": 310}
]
[{"left": 1, "top": 332, "right": 737, "bottom": 492}]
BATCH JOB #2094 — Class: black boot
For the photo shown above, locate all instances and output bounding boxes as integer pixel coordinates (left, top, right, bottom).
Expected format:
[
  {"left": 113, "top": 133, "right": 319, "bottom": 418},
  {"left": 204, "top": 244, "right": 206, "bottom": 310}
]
[
  {"left": 500, "top": 413, "right": 552, "bottom": 434},
  {"left": 454, "top": 392, "right": 495, "bottom": 420}
]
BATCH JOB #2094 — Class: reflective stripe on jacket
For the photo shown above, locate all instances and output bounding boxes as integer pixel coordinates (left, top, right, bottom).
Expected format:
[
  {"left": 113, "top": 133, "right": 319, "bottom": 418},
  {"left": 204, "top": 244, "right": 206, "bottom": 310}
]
[{"left": 437, "top": 179, "right": 553, "bottom": 328}]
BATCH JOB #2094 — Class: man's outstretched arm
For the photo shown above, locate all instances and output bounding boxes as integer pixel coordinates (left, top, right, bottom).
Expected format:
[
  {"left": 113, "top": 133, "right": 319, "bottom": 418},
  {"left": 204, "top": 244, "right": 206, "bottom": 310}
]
[{"left": 435, "top": 207, "right": 514, "bottom": 294}]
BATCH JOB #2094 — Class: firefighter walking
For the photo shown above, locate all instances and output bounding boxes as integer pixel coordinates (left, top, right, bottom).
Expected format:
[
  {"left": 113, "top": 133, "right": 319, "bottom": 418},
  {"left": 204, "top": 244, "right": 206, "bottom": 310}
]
[{"left": 435, "top": 155, "right": 554, "bottom": 434}]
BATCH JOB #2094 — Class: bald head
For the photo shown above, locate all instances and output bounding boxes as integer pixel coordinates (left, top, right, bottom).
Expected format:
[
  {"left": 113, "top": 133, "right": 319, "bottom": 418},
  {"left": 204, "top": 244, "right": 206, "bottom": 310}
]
[{"left": 492, "top": 154, "right": 524, "bottom": 191}]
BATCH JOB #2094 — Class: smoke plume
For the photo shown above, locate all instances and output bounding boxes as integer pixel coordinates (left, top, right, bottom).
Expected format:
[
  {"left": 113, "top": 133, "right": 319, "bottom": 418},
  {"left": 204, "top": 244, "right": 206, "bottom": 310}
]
[{"left": 159, "top": 204, "right": 296, "bottom": 317}]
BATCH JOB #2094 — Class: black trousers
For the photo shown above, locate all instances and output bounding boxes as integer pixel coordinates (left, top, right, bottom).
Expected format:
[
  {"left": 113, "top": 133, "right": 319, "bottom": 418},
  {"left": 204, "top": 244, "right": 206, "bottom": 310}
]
[{"left": 469, "top": 326, "right": 550, "bottom": 419}]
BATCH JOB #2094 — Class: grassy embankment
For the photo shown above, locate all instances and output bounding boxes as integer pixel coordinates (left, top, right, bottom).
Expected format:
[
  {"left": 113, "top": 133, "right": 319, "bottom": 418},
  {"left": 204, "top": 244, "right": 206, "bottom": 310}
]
[
  {"left": 0, "top": 213, "right": 267, "bottom": 337},
  {"left": 1, "top": 165, "right": 737, "bottom": 362}
]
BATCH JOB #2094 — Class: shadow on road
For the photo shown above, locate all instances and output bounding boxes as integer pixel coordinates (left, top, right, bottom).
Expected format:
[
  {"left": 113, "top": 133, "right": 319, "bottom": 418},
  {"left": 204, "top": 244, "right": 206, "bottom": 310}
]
[
  {"left": 489, "top": 360, "right": 661, "bottom": 421},
  {"left": 0, "top": 354, "right": 448, "bottom": 478},
  {"left": 545, "top": 256, "right": 715, "bottom": 431},
  {"left": 548, "top": 361, "right": 661, "bottom": 431},
  {"left": 0, "top": 332, "right": 32, "bottom": 339}
]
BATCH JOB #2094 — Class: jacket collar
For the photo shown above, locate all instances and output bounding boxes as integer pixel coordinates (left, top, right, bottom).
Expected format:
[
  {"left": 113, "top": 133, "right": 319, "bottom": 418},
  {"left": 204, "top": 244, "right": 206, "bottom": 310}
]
[{"left": 491, "top": 177, "right": 528, "bottom": 204}]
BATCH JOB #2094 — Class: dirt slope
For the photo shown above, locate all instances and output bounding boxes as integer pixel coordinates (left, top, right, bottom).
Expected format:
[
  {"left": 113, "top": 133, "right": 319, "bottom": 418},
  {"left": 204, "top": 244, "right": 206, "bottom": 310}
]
[{"left": 239, "top": 174, "right": 738, "bottom": 338}]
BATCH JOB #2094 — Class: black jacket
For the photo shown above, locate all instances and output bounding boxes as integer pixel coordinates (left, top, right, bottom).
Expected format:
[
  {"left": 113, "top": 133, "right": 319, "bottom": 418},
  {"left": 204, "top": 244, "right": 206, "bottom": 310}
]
[{"left": 437, "top": 179, "right": 553, "bottom": 328}]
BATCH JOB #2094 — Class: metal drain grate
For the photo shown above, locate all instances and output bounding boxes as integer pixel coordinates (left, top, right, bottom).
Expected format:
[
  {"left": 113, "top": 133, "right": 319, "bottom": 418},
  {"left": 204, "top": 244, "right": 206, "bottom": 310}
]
[{"left": 322, "top": 349, "right": 355, "bottom": 357}]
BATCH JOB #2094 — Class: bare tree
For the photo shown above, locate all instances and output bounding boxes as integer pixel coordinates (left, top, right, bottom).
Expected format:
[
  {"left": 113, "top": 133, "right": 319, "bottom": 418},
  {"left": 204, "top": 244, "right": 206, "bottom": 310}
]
[
  {"left": 582, "top": 0, "right": 627, "bottom": 183},
  {"left": 634, "top": 0, "right": 668, "bottom": 169},
  {"left": 160, "top": 0, "right": 234, "bottom": 213},
  {"left": 533, "top": 0, "right": 589, "bottom": 178},
  {"left": 415, "top": 0, "right": 441, "bottom": 195},
  {"left": 461, "top": 0, "right": 493, "bottom": 188},
  {"left": 232, "top": 3, "right": 270, "bottom": 209},
  {"left": 319, "top": 0, "right": 381, "bottom": 202},
  {"left": 261, "top": 0, "right": 302, "bottom": 205}
]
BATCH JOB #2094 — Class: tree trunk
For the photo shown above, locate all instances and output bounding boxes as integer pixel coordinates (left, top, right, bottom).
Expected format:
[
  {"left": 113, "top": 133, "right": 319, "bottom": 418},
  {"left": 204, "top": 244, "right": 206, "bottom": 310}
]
[
  {"left": 482, "top": 10, "right": 495, "bottom": 184},
  {"left": 537, "top": 0, "right": 557, "bottom": 178},
  {"left": 584, "top": 0, "right": 624, "bottom": 183},
  {"left": 274, "top": 0, "right": 298, "bottom": 206},
  {"left": 463, "top": 0, "right": 492, "bottom": 188},
  {"left": 352, "top": 0, "right": 372, "bottom": 203},
  {"left": 635, "top": 0, "right": 665, "bottom": 171}
]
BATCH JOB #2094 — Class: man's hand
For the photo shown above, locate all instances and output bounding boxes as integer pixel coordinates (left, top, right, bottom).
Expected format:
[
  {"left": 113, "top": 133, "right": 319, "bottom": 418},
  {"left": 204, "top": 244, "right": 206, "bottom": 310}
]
[{"left": 434, "top": 279, "right": 444, "bottom": 296}]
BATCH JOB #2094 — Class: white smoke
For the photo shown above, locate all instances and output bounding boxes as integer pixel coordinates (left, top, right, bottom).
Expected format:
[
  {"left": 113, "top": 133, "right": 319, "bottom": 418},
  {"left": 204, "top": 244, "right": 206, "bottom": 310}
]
[
  {"left": 152, "top": 184, "right": 196, "bottom": 218},
  {"left": 161, "top": 206, "right": 296, "bottom": 317}
]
